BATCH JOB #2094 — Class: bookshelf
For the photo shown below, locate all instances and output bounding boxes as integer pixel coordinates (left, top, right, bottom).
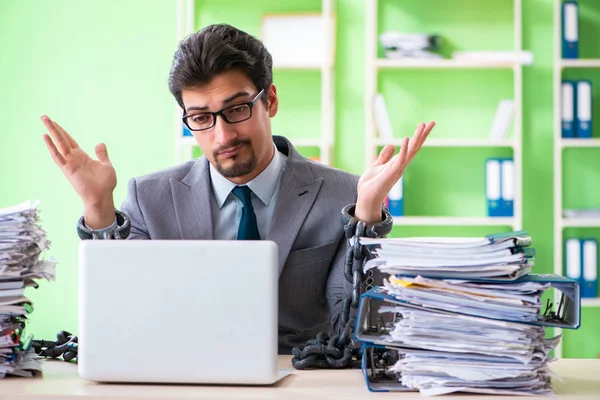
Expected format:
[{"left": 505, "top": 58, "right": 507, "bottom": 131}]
[
  {"left": 174, "top": 0, "right": 336, "bottom": 165},
  {"left": 364, "top": 0, "right": 524, "bottom": 231},
  {"left": 553, "top": 0, "right": 600, "bottom": 359}
]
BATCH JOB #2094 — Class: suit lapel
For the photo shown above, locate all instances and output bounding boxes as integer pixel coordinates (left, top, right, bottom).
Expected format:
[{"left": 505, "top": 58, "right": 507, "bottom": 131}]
[
  {"left": 267, "top": 137, "right": 323, "bottom": 276},
  {"left": 170, "top": 157, "right": 214, "bottom": 240}
]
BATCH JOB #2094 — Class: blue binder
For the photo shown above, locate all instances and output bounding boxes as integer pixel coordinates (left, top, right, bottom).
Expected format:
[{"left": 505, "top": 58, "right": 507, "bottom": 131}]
[
  {"left": 354, "top": 275, "right": 582, "bottom": 339},
  {"left": 564, "top": 238, "right": 583, "bottom": 287},
  {"left": 581, "top": 238, "right": 598, "bottom": 298},
  {"left": 562, "top": 1, "right": 579, "bottom": 59},
  {"left": 562, "top": 80, "right": 576, "bottom": 138},
  {"left": 386, "top": 176, "right": 403, "bottom": 217},
  {"left": 576, "top": 80, "right": 592, "bottom": 138},
  {"left": 486, "top": 158, "right": 513, "bottom": 217},
  {"left": 182, "top": 124, "right": 193, "bottom": 137},
  {"left": 485, "top": 158, "right": 502, "bottom": 216}
]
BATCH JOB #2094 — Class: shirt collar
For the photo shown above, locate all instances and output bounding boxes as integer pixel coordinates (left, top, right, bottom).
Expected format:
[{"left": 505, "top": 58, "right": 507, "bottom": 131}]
[{"left": 209, "top": 143, "right": 285, "bottom": 208}]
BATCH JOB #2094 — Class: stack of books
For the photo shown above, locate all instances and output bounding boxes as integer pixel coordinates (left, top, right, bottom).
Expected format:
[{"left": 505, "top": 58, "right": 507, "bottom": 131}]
[
  {"left": 355, "top": 231, "right": 581, "bottom": 396},
  {"left": 0, "top": 201, "right": 56, "bottom": 378}
]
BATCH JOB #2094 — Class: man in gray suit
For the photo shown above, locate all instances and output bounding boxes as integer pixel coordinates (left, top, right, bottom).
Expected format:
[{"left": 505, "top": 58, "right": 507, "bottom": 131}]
[{"left": 41, "top": 24, "right": 434, "bottom": 354}]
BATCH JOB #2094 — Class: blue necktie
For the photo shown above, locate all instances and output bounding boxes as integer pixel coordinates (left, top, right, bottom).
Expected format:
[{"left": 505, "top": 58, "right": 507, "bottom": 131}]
[{"left": 232, "top": 186, "right": 261, "bottom": 240}]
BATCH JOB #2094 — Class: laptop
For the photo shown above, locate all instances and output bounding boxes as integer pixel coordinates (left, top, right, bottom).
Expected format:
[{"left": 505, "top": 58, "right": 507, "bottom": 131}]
[{"left": 77, "top": 240, "right": 288, "bottom": 384}]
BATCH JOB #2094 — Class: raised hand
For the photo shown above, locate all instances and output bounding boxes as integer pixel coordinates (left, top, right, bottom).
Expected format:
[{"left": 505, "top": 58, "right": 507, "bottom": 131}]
[
  {"left": 355, "top": 121, "right": 436, "bottom": 223},
  {"left": 41, "top": 115, "right": 117, "bottom": 228}
]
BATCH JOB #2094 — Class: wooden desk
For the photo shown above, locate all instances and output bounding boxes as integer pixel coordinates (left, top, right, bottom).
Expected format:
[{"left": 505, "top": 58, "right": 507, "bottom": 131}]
[{"left": 2, "top": 356, "right": 599, "bottom": 399}]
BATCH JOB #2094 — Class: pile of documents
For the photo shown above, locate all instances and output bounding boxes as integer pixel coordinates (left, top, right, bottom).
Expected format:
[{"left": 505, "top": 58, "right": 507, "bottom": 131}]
[
  {"left": 0, "top": 201, "right": 56, "bottom": 378},
  {"left": 354, "top": 231, "right": 581, "bottom": 396},
  {"left": 380, "top": 32, "right": 442, "bottom": 59}
]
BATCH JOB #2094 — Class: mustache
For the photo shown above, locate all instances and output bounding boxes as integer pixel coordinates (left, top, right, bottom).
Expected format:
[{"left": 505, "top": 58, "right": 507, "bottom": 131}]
[{"left": 213, "top": 139, "right": 251, "bottom": 157}]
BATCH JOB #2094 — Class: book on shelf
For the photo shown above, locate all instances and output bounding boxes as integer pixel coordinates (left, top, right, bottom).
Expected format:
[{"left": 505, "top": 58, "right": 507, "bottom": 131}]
[
  {"left": 372, "top": 93, "right": 394, "bottom": 140},
  {"left": 489, "top": 99, "right": 514, "bottom": 140}
]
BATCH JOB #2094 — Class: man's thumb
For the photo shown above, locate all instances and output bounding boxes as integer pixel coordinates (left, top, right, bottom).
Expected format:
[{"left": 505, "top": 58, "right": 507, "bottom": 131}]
[{"left": 95, "top": 143, "right": 111, "bottom": 163}]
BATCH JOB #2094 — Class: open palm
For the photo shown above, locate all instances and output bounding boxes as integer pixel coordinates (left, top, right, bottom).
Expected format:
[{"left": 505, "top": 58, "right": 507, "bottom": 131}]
[
  {"left": 356, "top": 121, "right": 435, "bottom": 222},
  {"left": 41, "top": 116, "right": 117, "bottom": 206}
]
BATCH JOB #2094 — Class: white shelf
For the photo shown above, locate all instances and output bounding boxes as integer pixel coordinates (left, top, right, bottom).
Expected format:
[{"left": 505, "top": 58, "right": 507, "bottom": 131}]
[
  {"left": 392, "top": 216, "right": 515, "bottom": 227},
  {"left": 374, "top": 138, "right": 515, "bottom": 148},
  {"left": 561, "top": 59, "right": 600, "bottom": 68},
  {"left": 180, "top": 136, "right": 196, "bottom": 146},
  {"left": 375, "top": 58, "right": 517, "bottom": 69},
  {"left": 561, "top": 218, "right": 600, "bottom": 228},
  {"left": 582, "top": 298, "right": 600, "bottom": 307},
  {"left": 560, "top": 138, "right": 600, "bottom": 148},
  {"left": 290, "top": 138, "right": 322, "bottom": 147}
]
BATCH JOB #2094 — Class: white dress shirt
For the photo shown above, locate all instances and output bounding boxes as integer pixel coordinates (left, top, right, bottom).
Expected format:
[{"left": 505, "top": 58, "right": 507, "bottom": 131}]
[{"left": 209, "top": 144, "right": 288, "bottom": 240}]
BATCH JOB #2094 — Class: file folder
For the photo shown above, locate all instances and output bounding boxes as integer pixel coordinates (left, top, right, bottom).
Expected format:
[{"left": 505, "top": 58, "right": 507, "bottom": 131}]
[
  {"left": 386, "top": 176, "right": 403, "bottom": 217},
  {"left": 582, "top": 238, "right": 598, "bottom": 298},
  {"left": 485, "top": 159, "right": 502, "bottom": 216},
  {"left": 500, "top": 159, "right": 514, "bottom": 217},
  {"left": 562, "top": 81, "right": 576, "bottom": 138},
  {"left": 576, "top": 80, "right": 592, "bottom": 138},
  {"left": 562, "top": 1, "right": 579, "bottom": 59}
]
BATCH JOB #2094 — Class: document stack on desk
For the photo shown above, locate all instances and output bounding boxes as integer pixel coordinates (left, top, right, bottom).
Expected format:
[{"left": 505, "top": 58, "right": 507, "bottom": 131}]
[
  {"left": 354, "top": 231, "right": 581, "bottom": 396},
  {"left": 0, "top": 200, "right": 56, "bottom": 378}
]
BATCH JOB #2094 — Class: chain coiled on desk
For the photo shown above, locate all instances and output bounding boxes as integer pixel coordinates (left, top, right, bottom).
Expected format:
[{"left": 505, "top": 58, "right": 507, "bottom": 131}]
[
  {"left": 32, "top": 331, "right": 78, "bottom": 362},
  {"left": 291, "top": 205, "right": 393, "bottom": 369}
]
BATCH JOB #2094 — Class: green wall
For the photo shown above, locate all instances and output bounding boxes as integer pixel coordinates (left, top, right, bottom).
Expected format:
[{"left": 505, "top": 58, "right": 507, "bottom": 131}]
[{"left": 1, "top": 0, "right": 599, "bottom": 358}]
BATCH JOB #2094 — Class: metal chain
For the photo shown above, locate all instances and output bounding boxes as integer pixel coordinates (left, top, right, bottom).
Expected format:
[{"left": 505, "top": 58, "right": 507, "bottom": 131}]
[{"left": 291, "top": 205, "right": 393, "bottom": 369}]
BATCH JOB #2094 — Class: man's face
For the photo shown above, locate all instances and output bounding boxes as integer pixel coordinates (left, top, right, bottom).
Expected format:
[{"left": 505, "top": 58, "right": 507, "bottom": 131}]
[{"left": 181, "top": 69, "right": 278, "bottom": 184}]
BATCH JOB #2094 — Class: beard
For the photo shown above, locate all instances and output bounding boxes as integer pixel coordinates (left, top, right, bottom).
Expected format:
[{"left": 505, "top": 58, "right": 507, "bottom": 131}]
[{"left": 213, "top": 139, "right": 257, "bottom": 178}]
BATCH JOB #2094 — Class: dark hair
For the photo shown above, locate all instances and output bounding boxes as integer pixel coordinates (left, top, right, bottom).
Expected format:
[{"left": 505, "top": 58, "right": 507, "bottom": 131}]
[{"left": 168, "top": 24, "right": 273, "bottom": 109}]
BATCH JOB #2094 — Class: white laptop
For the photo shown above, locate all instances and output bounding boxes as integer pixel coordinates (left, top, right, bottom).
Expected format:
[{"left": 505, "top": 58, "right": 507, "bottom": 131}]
[{"left": 77, "top": 240, "right": 288, "bottom": 385}]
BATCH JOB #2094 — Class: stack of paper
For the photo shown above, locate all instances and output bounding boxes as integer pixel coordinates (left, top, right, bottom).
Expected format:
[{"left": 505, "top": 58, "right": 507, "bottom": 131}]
[
  {"left": 380, "top": 32, "right": 443, "bottom": 59},
  {"left": 0, "top": 200, "right": 56, "bottom": 378},
  {"left": 362, "top": 231, "right": 534, "bottom": 280},
  {"left": 355, "top": 231, "right": 570, "bottom": 396}
]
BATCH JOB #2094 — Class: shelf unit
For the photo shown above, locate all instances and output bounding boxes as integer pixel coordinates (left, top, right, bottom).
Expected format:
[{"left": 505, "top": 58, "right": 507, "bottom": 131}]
[
  {"left": 174, "top": 0, "right": 336, "bottom": 165},
  {"left": 553, "top": 0, "right": 600, "bottom": 359},
  {"left": 364, "top": 0, "right": 523, "bottom": 231}
]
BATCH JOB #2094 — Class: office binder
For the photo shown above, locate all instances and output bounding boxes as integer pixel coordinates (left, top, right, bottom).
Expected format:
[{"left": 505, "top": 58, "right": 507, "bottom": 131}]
[
  {"left": 562, "top": 1, "right": 579, "bottom": 59},
  {"left": 582, "top": 238, "right": 598, "bottom": 298},
  {"left": 386, "top": 176, "right": 403, "bottom": 217},
  {"left": 565, "top": 238, "right": 583, "bottom": 286},
  {"left": 354, "top": 274, "right": 581, "bottom": 339},
  {"left": 486, "top": 158, "right": 513, "bottom": 217},
  {"left": 576, "top": 80, "right": 592, "bottom": 138},
  {"left": 182, "top": 124, "right": 193, "bottom": 137},
  {"left": 562, "top": 81, "right": 576, "bottom": 138},
  {"left": 500, "top": 159, "right": 514, "bottom": 217},
  {"left": 485, "top": 159, "right": 501, "bottom": 216}
]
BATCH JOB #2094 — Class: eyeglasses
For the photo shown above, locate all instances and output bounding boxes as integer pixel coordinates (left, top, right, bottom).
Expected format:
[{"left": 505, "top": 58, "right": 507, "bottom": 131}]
[{"left": 182, "top": 89, "right": 265, "bottom": 131}]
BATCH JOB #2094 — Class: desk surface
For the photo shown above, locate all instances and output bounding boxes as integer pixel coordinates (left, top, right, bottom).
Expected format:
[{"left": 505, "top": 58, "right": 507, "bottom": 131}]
[{"left": 2, "top": 356, "right": 599, "bottom": 399}]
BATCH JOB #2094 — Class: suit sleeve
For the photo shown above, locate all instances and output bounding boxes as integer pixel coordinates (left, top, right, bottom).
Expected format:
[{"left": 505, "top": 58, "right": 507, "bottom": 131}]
[
  {"left": 120, "top": 177, "right": 151, "bottom": 240},
  {"left": 325, "top": 236, "right": 353, "bottom": 334}
]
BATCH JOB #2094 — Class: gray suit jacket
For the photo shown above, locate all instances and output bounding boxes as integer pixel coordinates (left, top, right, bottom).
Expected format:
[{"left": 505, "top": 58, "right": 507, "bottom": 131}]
[{"left": 119, "top": 136, "right": 359, "bottom": 353}]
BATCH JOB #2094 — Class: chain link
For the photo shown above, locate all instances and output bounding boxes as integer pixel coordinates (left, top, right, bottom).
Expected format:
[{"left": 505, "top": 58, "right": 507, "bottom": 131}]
[{"left": 291, "top": 205, "right": 393, "bottom": 369}]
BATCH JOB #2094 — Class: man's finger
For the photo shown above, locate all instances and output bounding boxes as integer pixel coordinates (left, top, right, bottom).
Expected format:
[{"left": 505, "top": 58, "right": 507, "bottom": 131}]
[
  {"left": 55, "top": 121, "right": 80, "bottom": 149},
  {"left": 43, "top": 134, "right": 66, "bottom": 167},
  {"left": 373, "top": 144, "right": 395, "bottom": 166},
  {"left": 408, "top": 121, "right": 435, "bottom": 163},
  {"left": 40, "top": 115, "right": 71, "bottom": 157},
  {"left": 95, "top": 143, "right": 111, "bottom": 163}
]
